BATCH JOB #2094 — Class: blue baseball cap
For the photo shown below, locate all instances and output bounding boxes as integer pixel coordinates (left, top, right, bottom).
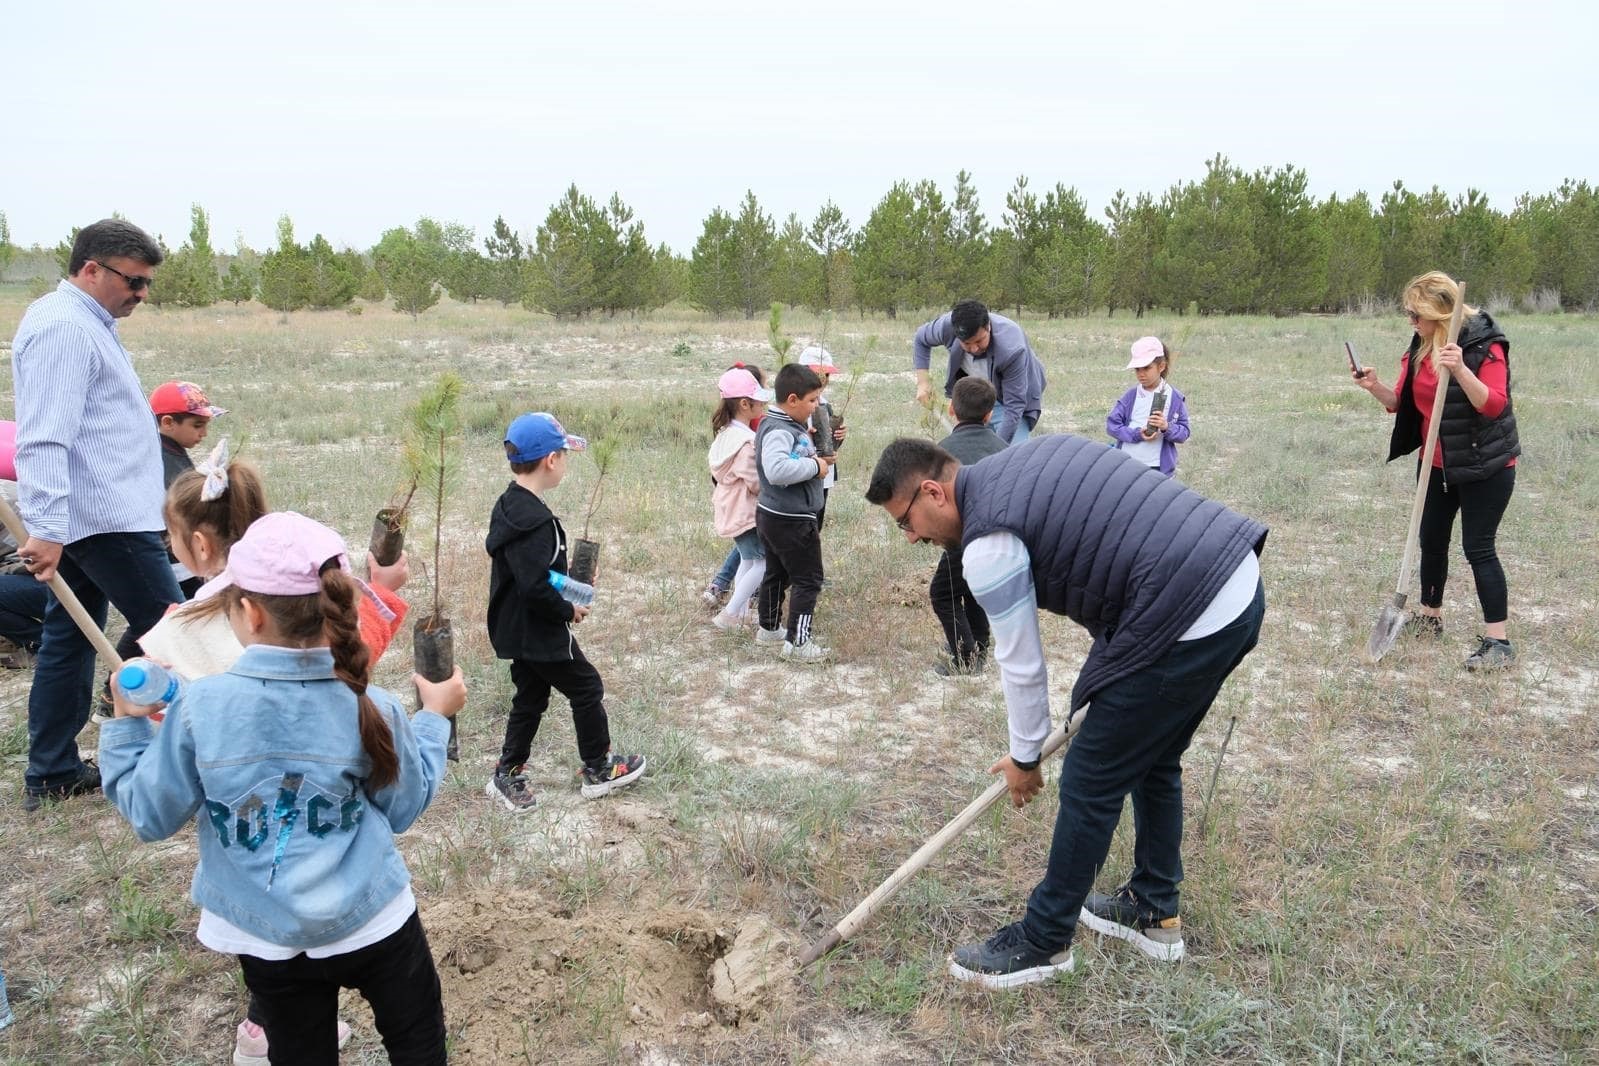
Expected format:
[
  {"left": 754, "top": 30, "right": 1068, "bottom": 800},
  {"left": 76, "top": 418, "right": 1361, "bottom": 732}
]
[{"left": 505, "top": 412, "right": 587, "bottom": 463}]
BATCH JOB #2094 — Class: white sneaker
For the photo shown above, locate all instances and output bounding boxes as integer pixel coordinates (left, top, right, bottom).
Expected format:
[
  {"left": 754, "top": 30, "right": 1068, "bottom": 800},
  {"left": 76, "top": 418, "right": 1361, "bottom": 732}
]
[
  {"left": 781, "top": 640, "right": 828, "bottom": 664},
  {"left": 711, "top": 611, "right": 742, "bottom": 631},
  {"left": 755, "top": 626, "right": 786, "bottom": 647},
  {"left": 234, "top": 1018, "right": 351, "bottom": 1065}
]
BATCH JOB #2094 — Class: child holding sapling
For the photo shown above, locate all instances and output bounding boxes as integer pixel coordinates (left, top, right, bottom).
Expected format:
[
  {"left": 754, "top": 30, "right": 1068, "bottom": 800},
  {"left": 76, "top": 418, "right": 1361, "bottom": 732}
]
[
  {"left": 100, "top": 512, "right": 465, "bottom": 1065},
  {"left": 484, "top": 412, "right": 645, "bottom": 813},
  {"left": 1107, "top": 336, "right": 1190, "bottom": 478},
  {"left": 141, "top": 442, "right": 412, "bottom": 678},
  {"left": 754, "top": 363, "right": 831, "bottom": 663},
  {"left": 135, "top": 443, "right": 416, "bottom": 1065},
  {"left": 796, "top": 345, "right": 848, "bottom": 527},
  {"left": 707, "top": 367, "right": 774, "bottom": 629}
]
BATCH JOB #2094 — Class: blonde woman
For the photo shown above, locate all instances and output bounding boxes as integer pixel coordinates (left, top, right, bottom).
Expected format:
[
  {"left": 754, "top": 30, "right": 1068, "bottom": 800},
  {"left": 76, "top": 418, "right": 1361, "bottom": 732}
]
[{"left": 1354, "top": 271, "right": 1519, "bottom": 671}]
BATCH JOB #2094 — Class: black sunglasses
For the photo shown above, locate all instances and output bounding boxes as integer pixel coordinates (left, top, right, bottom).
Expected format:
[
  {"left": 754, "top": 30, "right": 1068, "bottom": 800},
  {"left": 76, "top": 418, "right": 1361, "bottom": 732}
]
[{"left": 95, "top": 260, "right": 153, "bottom": 292}]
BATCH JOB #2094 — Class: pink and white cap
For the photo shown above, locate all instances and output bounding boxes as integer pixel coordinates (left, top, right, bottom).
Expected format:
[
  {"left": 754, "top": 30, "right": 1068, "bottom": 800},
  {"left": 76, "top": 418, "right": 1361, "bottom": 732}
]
[
  {"left": 797, "top": 345, "right": 841, "bottom": 374},
  {"left": 718, "top": 367, "right": 775, "bottom": 402},
  {"left": 1126, "top": 336, "right": 1165, "bottom": 369},
  {"left": 218, "top": 512, "right": 351, "bottom": 596}
]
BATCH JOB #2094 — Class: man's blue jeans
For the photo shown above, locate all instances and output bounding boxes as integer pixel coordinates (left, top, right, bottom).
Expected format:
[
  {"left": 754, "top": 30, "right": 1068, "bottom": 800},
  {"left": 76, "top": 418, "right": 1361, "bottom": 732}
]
[
  {"left": 0, "top": 573, "right": 48, "bottom": 650},
  {"left": 25, "top": 531, "right": 181, "bottom": 791},
  {"left": 1020, "top": 579, "right": 1265, "bottom": 951},
  {"left": 994, "top": 413, "right": 1038, "bottom": 447}
]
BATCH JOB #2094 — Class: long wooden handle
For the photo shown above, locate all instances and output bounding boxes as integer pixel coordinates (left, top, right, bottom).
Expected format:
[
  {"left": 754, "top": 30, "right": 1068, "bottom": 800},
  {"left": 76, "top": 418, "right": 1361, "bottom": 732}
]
[
  {"left": 798, "top": 706, "right": 1088, "bottom": 969},
  {"left": 0, "top": 492, "right": 124, "bottom": 671},
  {"left": 1393, "top": 283, "right": 1467, "bottom": 596}
]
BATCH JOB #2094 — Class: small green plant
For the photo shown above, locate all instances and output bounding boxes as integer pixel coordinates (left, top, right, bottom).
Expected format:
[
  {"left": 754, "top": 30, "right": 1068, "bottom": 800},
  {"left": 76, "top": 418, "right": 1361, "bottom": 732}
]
[
  {"left": 109, "top": 877, "right": 179, "bottom": 943},
  {"left": 581, "top": 434, "right": 620, "bottom": 541},
  {"left": 767, "top": 302, "right": 792, "bottom": 364},
  {"left": 836, "top": 336, "right": 875, "bottom": 424},
  {"left": 671, "top": 340, "right": 693, "bottom": 359},
  {"left": 402, "top": 372, "right": 465, "bottom": 626}
]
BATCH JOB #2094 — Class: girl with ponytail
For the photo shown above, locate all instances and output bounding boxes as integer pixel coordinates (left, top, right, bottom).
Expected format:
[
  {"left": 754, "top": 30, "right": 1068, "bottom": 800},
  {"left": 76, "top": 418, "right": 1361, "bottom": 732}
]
[{"left": 100, "top": 512, "right": 465, "bottom": 1064}]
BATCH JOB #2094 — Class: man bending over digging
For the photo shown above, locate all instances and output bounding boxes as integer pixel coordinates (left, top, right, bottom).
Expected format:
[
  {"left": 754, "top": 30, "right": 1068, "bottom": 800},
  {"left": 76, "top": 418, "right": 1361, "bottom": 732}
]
[{"left": 866, "top": 435, "right": 1267, "bottom": 988}]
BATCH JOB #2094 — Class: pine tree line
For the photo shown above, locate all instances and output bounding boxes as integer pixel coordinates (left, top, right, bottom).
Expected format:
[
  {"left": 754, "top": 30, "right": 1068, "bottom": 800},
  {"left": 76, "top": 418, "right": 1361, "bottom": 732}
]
[{"left": 6, "top": 159, "right": 1596, "bottom": 317}]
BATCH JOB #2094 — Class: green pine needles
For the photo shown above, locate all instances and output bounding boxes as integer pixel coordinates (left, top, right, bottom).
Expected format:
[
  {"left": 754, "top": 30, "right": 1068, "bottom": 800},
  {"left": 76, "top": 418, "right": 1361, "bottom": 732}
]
[{"left": 402, "top": 372, "right": 464, "bottom": 625}]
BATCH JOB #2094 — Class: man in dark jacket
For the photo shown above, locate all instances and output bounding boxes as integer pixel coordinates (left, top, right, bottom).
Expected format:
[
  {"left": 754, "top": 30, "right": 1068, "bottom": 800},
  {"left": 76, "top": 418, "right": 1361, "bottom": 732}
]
[
  {"left": 867, "top": 434, "right": 1267, "bottom": 989},
  {"left": 484, "top": 412, "right": 645, "bottom": 812},
  {"left": 912, "top": 299, "right": 1046, "bottom": 445},
  {"left": 929, "top": 378, "right": 1007, "bottom": 674}
]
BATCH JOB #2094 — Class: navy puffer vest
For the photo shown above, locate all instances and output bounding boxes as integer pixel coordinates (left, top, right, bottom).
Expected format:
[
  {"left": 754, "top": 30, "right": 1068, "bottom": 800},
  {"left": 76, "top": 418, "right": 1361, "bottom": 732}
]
[
  {"left": 1387, "top": 311, "right": 1518, "bottom": 484},
  {"left": 955, "top": 435, "right": 1268, "bottom": 709}
]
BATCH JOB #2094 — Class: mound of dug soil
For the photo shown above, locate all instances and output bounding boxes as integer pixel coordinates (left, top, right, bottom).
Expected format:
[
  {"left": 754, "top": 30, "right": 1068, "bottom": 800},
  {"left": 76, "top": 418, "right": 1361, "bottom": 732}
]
[{"left": 420, "top": 888, "right": 793, "bottom": 1061}]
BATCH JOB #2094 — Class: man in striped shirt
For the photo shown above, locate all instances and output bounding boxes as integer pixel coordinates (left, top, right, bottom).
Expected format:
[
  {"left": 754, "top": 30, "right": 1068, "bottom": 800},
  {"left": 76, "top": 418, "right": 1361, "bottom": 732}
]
[{"left": 11, "top": 219, "right": 184, "bottom": 812}]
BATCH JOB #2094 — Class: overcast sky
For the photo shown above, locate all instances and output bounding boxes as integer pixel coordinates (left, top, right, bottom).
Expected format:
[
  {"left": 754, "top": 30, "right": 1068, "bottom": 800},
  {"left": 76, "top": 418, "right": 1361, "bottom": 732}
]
[{"left": 6, "top": 0, "right": 1595, "bottom": 256}]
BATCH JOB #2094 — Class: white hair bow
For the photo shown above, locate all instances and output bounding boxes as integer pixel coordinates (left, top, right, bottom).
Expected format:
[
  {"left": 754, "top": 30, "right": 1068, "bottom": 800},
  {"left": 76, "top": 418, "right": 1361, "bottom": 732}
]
[{"left": 196, "top": 438, "right": 231, "bottom": 502}]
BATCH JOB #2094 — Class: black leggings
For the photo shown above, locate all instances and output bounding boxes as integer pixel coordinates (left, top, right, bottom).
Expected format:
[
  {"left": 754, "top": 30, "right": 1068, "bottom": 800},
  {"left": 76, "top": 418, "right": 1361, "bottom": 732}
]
[{"left": 1417, "top": 463, "right": 1515, "bottom": 624}]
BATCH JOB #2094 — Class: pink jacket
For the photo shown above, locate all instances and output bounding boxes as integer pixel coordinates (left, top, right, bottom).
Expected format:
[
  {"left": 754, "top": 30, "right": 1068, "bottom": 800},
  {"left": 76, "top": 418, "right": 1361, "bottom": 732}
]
[{"left": 709, "top": 423, "right": 759, "bottom": 537}]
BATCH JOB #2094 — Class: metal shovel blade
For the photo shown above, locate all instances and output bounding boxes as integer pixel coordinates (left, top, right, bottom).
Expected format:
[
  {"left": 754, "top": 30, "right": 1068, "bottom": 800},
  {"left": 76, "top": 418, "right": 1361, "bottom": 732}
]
[{"left": 1367, "top": 592, "right": 1408, "bottom": 662}]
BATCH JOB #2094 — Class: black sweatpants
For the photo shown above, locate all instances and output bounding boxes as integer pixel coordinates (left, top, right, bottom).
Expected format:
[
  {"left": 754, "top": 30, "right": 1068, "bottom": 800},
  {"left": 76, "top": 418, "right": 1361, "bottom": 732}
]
[
  {"left": 756, "top": 510, "right": 823, "bottom": 646},
  {"left": 929, "top": 548, "right": 990, "bottom": 665},
  {"left": 497, "top": 642, "right": 613, "bottom": 772},
  {"left": 1418, "top": 463, "right": 1515, "bottom": 624},
  {"left": 239, "top": 910, "right": 445, "bottom": 1066}
]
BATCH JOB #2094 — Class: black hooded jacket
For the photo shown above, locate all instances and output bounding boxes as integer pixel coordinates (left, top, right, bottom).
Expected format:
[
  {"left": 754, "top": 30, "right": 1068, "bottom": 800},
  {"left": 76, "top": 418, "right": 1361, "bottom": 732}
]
[
  {"left": 1387, "top": 310, "right": 1519, "bottom": 484},
  {"left": 485, "top": 482, "right": 578, "bottom": 662}
]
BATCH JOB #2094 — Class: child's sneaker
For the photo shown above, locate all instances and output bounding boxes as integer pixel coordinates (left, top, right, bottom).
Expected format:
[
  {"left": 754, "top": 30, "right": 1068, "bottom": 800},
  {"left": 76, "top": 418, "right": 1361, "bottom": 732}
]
[
  {"left": 485, "top": 767, "right": 537, "bottom": 812},
  {"left": 699, "top": 583, "right": 726, "bottom": 609},
  {"left": 234, "top": 1018, "right": 351, "bottom": 1066},
  {"left": 580, "top": 753, "right": 646, "bottom": 799},
  {"left": 781, "top": 640, "right": 829, "bottom": 664},
  {"left": 1078, "top": 886, "right": 1185, "bottom": 962},
  {"left": 754, "top": 626, "right": 786, "bottom": 648},
  {"left": 711, "top": 610, "right": 743, "bottom": 631}
]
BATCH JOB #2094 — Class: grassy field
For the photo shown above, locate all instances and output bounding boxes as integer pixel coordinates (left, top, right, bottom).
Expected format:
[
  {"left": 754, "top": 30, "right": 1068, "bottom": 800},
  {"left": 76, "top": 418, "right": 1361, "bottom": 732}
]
[{"left": 0, "top": 291, "right": 1595, "bottom": 1065}]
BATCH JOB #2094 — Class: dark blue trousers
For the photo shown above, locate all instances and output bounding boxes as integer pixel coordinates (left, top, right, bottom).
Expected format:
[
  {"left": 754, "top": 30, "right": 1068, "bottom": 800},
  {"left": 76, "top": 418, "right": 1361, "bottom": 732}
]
[
  {"left": 25, "top": 531, "right": 181, "bottom": 790},
  {"left": 1020, "top": 580, "right": 1265, "bottom": 951}
]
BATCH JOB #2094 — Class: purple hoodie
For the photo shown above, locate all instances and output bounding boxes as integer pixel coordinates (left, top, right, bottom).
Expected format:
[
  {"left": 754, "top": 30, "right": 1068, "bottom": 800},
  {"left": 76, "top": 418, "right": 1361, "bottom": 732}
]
[{"left": 1106, "top": 383, "right": 1190, "bottom": 477}]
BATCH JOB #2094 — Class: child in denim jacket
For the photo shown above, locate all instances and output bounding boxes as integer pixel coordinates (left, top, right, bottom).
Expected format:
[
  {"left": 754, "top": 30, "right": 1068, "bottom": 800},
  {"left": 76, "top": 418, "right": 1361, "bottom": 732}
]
[{"left": 100, "top": 512, "right": 465, "bottom": 1065}]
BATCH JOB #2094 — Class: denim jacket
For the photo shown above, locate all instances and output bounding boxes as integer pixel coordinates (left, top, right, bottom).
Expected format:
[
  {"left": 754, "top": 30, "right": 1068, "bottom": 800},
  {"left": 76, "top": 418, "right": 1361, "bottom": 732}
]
[{"left": 99, "top": 644, "right": 451, "bottom": 950}]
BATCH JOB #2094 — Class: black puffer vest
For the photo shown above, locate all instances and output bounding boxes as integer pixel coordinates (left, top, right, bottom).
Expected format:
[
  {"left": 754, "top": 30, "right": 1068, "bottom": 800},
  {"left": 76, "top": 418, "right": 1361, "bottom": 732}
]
[
  {"left": 1387, "top": 311, "right": 1518, "bottom": 484},
  {"left": 955, "top": 435, "right": 1267, "bottom": 710}
]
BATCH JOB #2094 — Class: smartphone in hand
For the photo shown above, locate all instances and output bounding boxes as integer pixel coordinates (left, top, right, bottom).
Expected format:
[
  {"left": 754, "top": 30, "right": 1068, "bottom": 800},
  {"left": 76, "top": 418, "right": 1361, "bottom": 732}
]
[{"left": 1345, "top": 341, "right": 1364, "bottom": 378}]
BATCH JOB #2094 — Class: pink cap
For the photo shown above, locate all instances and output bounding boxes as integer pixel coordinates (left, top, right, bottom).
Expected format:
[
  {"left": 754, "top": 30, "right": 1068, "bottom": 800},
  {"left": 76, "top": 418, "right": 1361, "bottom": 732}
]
[
  {"left": 218, "top": 512, "right": 351, "bottom": 596},
  {"left": 1126, "top": 336, "right": 1165, "bottom": 370},
  {"left": 718, "top": 367, "right": 775, "bottom": 402}
]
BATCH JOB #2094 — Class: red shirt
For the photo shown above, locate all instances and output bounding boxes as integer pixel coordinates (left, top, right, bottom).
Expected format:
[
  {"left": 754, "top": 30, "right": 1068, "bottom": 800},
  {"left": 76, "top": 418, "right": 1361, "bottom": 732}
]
[{"left": 1397, "top": 342, "right": 1512, "bottom": 469}]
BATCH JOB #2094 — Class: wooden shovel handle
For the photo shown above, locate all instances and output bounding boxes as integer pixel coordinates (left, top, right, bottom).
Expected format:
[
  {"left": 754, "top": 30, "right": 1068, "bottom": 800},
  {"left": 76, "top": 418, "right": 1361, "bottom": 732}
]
[
  {"left": 798, "top": 706, "right": 1088, "bottom": 969},
  {"left": 1393, "top": 283, "right": 1467, "bottom": 596},
  {"left": 0, "top": 492, "right": 124, "bottom": 671}
]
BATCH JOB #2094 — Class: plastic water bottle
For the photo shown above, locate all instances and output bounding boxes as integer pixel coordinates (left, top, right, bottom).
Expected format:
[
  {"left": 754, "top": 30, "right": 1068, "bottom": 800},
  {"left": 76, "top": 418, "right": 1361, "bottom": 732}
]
[
  {"left": 548, "top": 570, "right": 595, "bottom": 606},
  {"left": 117, "top": 658, "right": 183, "bottom": 707}
]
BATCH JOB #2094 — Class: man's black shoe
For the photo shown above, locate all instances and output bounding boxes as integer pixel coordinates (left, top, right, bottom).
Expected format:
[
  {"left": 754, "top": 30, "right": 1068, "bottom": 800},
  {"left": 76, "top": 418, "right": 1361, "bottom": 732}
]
[
  {"left": 948, "top": 922, "right": 1074, "bottom": 989},
  {"left": 22, "top": 760, "right": 102, "bottom": 813},
  {"left": 1079, "top": 885, "right": 1185, "bottom": 961}
]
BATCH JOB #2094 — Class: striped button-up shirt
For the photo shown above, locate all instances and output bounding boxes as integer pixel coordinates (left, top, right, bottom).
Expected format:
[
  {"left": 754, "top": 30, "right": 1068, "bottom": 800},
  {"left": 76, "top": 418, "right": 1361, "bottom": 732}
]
[{"left": 11, "top": 281, "right": 164, "bottom": 543}]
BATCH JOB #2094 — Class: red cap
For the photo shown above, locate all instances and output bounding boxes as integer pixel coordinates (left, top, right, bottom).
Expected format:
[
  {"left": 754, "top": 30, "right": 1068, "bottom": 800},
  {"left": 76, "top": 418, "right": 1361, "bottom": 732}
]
[{"left": 150, "top": 381, "right": 226, "bottom": 418}]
